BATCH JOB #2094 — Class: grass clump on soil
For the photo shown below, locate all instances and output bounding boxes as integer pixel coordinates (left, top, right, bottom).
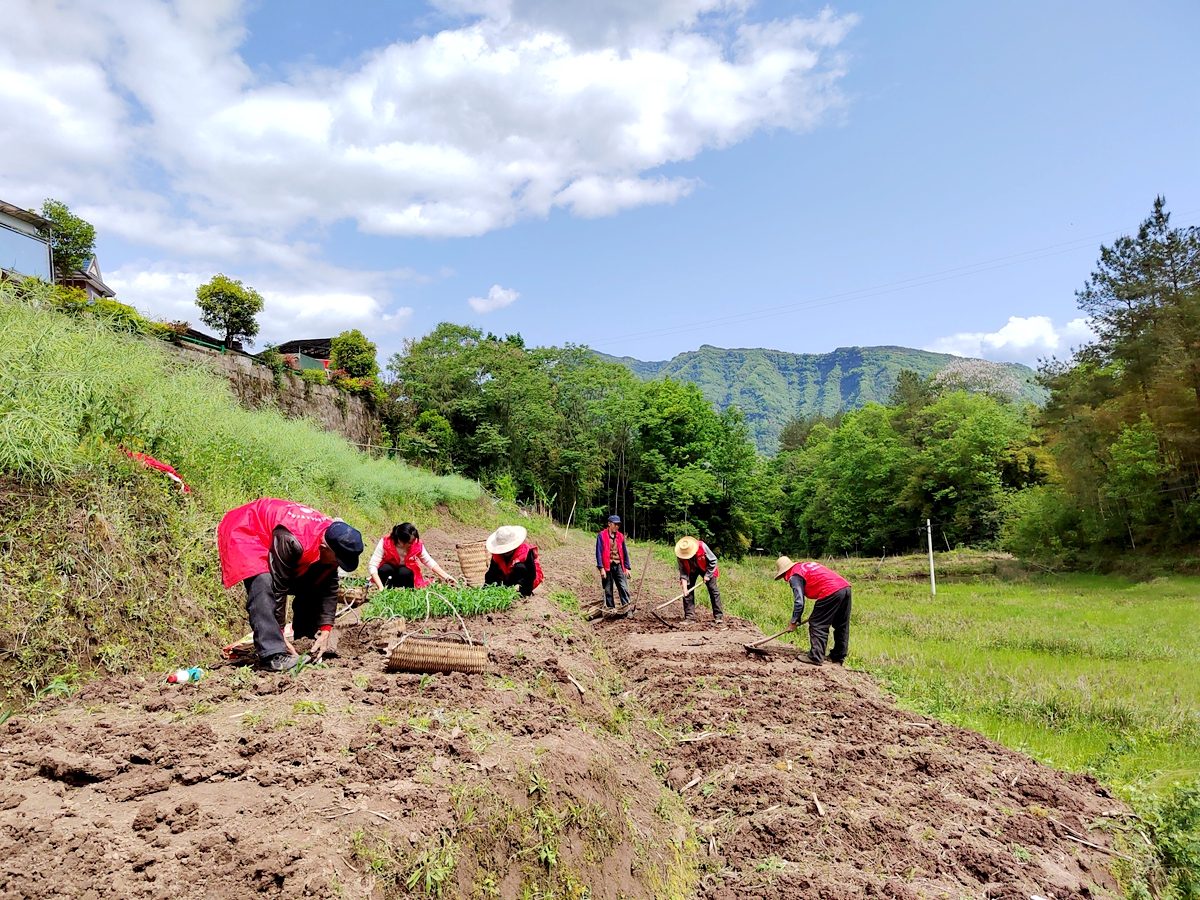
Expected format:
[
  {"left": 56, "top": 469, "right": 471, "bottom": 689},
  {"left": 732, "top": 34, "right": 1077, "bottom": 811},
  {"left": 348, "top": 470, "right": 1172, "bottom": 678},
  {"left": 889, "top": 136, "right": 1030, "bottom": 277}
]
[
  {"left": 718, "top": 550, "right": 1200, "bottom": 900},
  {"left": 0, "top": 280, "right": 482, "bottom": 702},
  {"left": 360, "top": 585, "right": 518, "bottom": 622}
]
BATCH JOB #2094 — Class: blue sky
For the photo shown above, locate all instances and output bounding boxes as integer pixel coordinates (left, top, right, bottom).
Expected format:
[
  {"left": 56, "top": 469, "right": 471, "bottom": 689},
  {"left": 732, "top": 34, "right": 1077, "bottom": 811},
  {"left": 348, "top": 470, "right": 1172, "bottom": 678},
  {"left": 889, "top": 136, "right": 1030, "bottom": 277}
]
[{"left": 3, "top": 1, "right": 1197, "bottom": 366}]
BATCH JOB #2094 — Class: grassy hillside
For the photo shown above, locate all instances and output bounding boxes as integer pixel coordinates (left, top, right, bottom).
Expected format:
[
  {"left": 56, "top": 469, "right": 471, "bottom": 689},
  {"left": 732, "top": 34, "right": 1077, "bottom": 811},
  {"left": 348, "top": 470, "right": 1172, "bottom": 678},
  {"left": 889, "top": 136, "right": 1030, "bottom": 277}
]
[
  {"left": 601, "top": 344, "right": 1046, "bottom": 452},
  {"left": 0, "top": 280, "right": 483, "bottom": 702}
]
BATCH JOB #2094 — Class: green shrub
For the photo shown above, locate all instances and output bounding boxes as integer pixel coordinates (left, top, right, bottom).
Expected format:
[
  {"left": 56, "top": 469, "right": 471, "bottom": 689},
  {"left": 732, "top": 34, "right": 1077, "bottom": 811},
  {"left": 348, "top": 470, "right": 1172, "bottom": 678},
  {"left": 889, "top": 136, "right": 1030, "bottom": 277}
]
[{"left": 299, "top": 368, "right": 328, "bottom": 386}]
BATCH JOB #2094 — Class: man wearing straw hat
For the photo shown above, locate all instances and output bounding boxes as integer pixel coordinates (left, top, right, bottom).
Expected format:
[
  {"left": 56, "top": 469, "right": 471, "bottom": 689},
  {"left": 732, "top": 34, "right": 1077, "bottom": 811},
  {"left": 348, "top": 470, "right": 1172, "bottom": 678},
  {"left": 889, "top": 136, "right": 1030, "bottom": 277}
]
[
  {"left": 674, "top": 536, "right": 723, "bottom": 625},
  {"left": 774, "top": 556, "right": 851, "bottom": 666},
  {"left": 484, "top": 525, "right": 543, "bottom": 596},
  {"left": 596, "top": 515, "right": 633, "bottom": 610}
]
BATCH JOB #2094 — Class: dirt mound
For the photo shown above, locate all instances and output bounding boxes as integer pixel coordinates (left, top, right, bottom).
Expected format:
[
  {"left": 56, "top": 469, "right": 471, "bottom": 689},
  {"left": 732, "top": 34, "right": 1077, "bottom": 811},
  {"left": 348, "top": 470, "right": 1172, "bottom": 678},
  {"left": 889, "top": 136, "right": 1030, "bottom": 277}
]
[
  {"left": 0, "top": 531, "right": 1128, "bottom": 899},
  {"left": 596, "top": 607, "right": 1124, "bottom": 899}
]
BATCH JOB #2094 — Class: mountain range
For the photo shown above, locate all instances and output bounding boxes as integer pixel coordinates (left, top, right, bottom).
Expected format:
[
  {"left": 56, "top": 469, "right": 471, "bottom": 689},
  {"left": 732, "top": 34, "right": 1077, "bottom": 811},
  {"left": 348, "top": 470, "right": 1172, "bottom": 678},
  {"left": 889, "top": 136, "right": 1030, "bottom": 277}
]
[{"left": 599, "top": 345, "right": 1045, "bottom": 454}]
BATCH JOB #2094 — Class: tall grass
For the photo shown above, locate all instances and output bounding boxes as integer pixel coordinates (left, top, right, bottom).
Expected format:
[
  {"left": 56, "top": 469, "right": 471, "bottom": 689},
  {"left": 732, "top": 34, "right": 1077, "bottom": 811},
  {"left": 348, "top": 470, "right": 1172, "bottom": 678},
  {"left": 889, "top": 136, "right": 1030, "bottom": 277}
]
[{"left": 0, "top": 280, "right": 480, "bottom": 521}]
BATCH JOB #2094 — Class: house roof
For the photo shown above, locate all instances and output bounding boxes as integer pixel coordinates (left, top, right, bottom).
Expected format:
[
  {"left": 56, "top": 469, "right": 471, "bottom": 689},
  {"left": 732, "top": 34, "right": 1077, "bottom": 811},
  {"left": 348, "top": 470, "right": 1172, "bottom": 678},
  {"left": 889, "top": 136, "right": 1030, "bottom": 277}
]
[
  {"left": 0, "top": 201, "right": 51, "bottom": 233},
  {"left": 276, "top": 338, "right": 333, "bottom": 359},
  {"left": 62, "top": 256, "right": 116, "bottom": 298}
]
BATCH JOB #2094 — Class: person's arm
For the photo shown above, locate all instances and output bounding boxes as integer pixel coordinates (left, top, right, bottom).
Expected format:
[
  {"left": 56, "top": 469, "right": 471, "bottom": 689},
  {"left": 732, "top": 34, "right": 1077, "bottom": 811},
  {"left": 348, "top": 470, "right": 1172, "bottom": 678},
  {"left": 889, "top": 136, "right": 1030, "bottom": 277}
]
[
  {"left": 419, "top": 546, "right": 455, "bottom": 583},
  {"left": 367, "top": 538, "right": 386, "bottom": 589},
  {"left": 596, "top": 533, "right": 604, "bottom": 571},
  {"left": 786, "top": 574, "right": 807, "bottom": 630},
  {"left": 520, "top": 549, "right": 538, "bottom": 596},
  {"left": 485, "top": 558, "right": 503, "bottom": 585},
  {"left": 702, "top": 543, "right": 718, "bottom": 581},
  {"left": 269, "top": 526, "right": 304, "bottom": 589},
  {"left": 621, "top": 538, "right": 632, "bottom": 573}
]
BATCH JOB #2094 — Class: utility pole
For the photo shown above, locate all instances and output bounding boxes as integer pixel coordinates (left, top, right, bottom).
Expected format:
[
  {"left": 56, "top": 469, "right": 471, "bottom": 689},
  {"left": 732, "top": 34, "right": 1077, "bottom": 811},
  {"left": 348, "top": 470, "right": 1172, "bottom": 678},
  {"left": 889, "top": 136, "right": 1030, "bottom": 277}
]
[{"left": 926, "top": 518, "right": 937, "bottom": 596}]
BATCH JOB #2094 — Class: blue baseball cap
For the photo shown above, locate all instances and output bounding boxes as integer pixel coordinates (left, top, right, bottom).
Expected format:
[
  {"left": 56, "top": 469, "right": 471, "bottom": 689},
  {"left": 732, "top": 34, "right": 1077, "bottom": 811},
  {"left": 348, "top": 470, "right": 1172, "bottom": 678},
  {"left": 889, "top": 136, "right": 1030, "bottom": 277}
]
[
  {"left": 324, "top": 521, "right": 363, "bottom": 571},
  {"left": 607, "top": 515, "right": 621, "bottom": 524}
]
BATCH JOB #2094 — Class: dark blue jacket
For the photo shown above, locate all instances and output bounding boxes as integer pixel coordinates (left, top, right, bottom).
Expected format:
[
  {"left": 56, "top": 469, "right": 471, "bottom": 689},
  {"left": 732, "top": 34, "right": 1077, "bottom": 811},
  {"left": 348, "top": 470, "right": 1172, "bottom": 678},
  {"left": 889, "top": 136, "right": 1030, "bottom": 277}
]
[{"left": 596, "top": 529, "right": 631, "bottom": 569}]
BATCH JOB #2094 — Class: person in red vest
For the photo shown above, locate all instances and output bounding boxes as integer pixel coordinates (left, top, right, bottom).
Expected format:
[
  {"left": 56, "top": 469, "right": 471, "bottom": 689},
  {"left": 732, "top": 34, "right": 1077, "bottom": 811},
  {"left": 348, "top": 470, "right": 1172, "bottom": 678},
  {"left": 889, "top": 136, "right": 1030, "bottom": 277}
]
[
  {"left": 484, "top": 525, "right": 543, "bottom": 596},
  {"left": 595, "top": 515, "right": 632, "bottom": 609},
  {"left": 775, "top": 556, "right": 852, "bottom": 666},
  {"left": 674, "top": 536, "right": 723, "bottom": 625},
  {"left": 218, "top": 498, "right": 363, "bottom": 672},
  {"left": 367, "top": 522, "right": 457, "bottom": 589}
]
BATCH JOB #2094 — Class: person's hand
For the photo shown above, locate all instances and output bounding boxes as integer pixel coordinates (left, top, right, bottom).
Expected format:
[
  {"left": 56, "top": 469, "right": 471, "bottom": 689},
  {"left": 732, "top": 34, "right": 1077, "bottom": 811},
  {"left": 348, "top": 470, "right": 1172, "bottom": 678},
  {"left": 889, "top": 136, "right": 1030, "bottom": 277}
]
[
  {"left": 624, "top": 569, "right": 632, "bottom": 577},
  {"left": 785, "top": 622, "right": 797, "bottom": 633},
  {"left": 312, "top": 630, "right": 330, "bottom": 655}
]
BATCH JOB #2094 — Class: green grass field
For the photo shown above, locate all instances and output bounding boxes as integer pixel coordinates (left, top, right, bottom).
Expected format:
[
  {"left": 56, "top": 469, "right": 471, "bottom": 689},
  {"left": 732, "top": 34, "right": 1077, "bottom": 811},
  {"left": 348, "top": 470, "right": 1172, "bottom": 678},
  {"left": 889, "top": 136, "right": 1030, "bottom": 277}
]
[{"left": 720, "top": 554, "right": 1200, "bottom": 794}]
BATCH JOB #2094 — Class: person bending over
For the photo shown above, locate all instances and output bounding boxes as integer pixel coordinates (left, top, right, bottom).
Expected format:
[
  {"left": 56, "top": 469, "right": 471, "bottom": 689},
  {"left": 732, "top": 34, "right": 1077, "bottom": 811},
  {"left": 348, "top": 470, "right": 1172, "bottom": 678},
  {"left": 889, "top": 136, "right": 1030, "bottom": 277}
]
[
  {"left": 218, "top": 498, "right": 363, "bottom": 672},
  {"left": 674, "top": 536, "right": 723, "bottom": 625},
  {"left": 368, "top": 522, "right": 456, "bottom": 589},
  {"left": 775, "top": 556, "right": 851, "bottom": 666},
  {"left": 484, "top": 525, "right": 543, "bottom": 597}
]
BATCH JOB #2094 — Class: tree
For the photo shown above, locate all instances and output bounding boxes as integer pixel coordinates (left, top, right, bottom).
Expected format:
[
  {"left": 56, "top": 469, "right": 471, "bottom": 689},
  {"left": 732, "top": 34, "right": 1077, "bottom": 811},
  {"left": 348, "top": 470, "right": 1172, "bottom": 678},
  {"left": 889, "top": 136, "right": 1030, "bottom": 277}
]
[
  {"left": 330, "top": 329, "right": 379, "bottom": 378},
  {"left": 40, "top": 200, "right": 96, "bottom": 280},
  {"left": 194, "top": 274, "right": 263, "bottom": 349}
]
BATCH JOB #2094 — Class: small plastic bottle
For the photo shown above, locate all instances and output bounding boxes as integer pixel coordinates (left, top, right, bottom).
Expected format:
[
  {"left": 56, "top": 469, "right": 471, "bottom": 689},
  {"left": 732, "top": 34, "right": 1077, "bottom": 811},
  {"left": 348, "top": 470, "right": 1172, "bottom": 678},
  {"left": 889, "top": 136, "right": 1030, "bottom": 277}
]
[{"left": 167, "top": 667, "right": 204, "bottom": 684}]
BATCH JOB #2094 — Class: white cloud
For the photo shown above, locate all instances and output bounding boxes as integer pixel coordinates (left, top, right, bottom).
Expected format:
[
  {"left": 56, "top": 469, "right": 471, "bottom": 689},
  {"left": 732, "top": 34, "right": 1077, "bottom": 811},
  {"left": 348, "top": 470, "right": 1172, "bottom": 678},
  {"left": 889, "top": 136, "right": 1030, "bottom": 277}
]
[
  {"left": 468, "top": 284, "right": 520, "bottom": 313},
  {"left": 928, "top": 316, "right": 1095, "bottom": 365},
  {"left": 0, "top": 0, "right": 855, "bottom": 245},
  {"left": 0, "top": 0, "right": 856, "bottom": 335}
]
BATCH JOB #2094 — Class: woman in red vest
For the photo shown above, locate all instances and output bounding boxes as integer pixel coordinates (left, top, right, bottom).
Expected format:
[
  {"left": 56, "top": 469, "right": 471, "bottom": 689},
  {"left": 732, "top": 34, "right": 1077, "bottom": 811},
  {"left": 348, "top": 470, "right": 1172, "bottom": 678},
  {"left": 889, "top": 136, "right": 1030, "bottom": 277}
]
[
  {"left": 367, "top": 522, "right": 456, "bottom": 589},
  {"left": 217, "top": 498, "right": 363, "bottom": 672},
  {"left": 674, "top": 536, "right": 723, "bottom": 624},
  {"left": 774, "top": 556, "right": 852, "bottom": 666},
  {"left": 484, "top": 525, "right": 543, "bottom": 596}
]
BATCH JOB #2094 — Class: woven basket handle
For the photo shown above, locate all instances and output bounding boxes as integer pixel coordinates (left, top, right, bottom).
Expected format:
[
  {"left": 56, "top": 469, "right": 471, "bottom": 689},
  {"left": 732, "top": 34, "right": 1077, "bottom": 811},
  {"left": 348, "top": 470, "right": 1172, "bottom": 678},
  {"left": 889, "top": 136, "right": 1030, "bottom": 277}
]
[{"left": 430, "top": 589, "right": 473, "bottom": 646}]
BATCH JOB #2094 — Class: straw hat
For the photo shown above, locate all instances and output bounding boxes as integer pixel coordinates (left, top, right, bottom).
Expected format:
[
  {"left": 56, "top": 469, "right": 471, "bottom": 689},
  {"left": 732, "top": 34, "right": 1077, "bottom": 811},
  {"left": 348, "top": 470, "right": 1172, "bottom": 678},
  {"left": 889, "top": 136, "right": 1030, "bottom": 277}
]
[
  {"left": 774, "top": 555, "right": 796, "bottom": 579},
  {"left": 486, "top": 525, "right": 527, "bottom": 555},
  {"left": 674, "top": 536, "right": 700, "bottom": 560}
]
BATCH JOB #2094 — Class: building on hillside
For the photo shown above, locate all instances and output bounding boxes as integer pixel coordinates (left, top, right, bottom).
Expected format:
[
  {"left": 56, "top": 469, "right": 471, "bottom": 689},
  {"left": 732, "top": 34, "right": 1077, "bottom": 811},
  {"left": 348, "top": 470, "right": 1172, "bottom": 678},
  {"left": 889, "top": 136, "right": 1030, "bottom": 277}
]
[
  {"left": 275, "top": 338, "right": 333, "bottom": 372},
  {"left": 179, "top": 326, "right": 243, "bottom": 353},
  {"left": 0, "top": 200, "right": 52, "bottom": 280},
  {"left": 61, "top": 257, "right": 116, "bottom": 302}
]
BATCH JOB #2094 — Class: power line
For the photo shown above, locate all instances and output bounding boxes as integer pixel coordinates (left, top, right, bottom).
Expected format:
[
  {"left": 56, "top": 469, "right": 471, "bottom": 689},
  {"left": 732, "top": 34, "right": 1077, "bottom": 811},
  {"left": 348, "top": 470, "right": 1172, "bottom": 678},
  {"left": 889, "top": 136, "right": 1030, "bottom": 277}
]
[{"left": 595, "top": 210, "right": 1200, "bottom": 349}]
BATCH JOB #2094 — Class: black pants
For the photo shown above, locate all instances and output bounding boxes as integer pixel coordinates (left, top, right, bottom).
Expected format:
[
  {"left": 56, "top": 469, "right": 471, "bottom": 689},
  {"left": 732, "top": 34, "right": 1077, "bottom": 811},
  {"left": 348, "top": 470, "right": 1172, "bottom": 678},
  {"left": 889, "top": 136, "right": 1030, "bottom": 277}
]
[
  {"left": 378, "top": 562, "right": 416, "bottom": 588},
  {"left": 487, "top": 559, "right": 537, "bottom": 597},
  {"left": 808, "top": 587, "right": 851, "bottom": 664},
  {"left": 243, "top": 572, "right": 328, "bottom": 660},
  {"left": 683, "top": 573, "right": 723, "bottom": 619},
  {"left": 603, "top": 566, "right": 631, "bottom": 608}
]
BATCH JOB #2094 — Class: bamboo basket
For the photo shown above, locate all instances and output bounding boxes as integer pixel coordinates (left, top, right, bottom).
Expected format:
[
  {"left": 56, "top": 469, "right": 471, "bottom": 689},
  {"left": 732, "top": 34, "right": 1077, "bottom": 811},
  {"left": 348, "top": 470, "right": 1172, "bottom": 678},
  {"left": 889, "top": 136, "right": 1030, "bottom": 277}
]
[
  {"left": 387, "top": 633, "right": 488, "bottom": 675},
  {"left": 338, "top": 584, "right": 370, "bottom": 607},
  {"left": 455, "top": 540, "right": 490, "bottom": 587}
]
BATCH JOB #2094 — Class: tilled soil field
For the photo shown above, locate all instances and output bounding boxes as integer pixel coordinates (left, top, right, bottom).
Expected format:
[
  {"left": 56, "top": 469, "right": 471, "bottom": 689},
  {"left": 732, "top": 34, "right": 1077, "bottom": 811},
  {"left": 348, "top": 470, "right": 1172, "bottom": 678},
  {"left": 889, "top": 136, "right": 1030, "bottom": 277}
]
[{"left": 0, "top": 528, "right": 1127, "bottom": 899}]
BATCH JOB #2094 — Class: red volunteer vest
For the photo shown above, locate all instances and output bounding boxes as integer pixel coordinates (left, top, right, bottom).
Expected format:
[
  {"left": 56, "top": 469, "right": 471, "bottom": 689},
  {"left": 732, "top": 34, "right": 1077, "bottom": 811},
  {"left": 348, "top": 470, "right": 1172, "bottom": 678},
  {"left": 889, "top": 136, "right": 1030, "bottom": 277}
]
[
  {"left": 784, "top": 561, "right": 850, "bottom": 601},
  {"left": 682, "top": 542, "right": 719, "bottom": 578},
  {"left": 218, "top": 498, "right": 331, "bottom": 588},
  {"left": 381, "top": 536, "right": 428, "bottom": 588},
  {"left": 494, "top": 543, "right": 544, "bottom": 589},
  {"left": 599, "top": 530, "right": 627, "bottom": 570}
]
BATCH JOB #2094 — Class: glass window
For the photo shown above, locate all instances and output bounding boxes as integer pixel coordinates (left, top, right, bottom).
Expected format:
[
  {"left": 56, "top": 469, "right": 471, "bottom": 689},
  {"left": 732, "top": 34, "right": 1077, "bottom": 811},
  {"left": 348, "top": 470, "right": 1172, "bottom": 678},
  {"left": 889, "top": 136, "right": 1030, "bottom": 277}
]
[{"left": 0, "top": 224, "right": 51, "bottom": 279}]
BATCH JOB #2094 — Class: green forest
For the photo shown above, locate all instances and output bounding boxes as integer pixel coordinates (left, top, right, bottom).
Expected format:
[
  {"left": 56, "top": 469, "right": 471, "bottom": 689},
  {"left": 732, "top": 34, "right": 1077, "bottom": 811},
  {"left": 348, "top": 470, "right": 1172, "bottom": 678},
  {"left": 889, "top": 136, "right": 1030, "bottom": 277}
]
[
  {"left": 600, "top": 344, "right": 1045, "bottom": 453},
  {"left": 382, "top": 199, "right": 1200, "bottom": 565}
]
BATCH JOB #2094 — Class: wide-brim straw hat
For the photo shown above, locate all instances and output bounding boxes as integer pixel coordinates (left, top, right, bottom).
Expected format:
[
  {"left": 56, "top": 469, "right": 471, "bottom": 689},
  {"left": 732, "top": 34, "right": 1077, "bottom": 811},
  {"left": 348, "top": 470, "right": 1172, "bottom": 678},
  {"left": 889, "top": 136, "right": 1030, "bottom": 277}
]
[
  {"left": 774, "top": 555, "right": 795, "bottom": 580},
  {"left": 486, "top": 525, "right": 527, "bottom": 555},
  {"left": 674, "top": 536, "right": 700, "bottom": 560}
]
